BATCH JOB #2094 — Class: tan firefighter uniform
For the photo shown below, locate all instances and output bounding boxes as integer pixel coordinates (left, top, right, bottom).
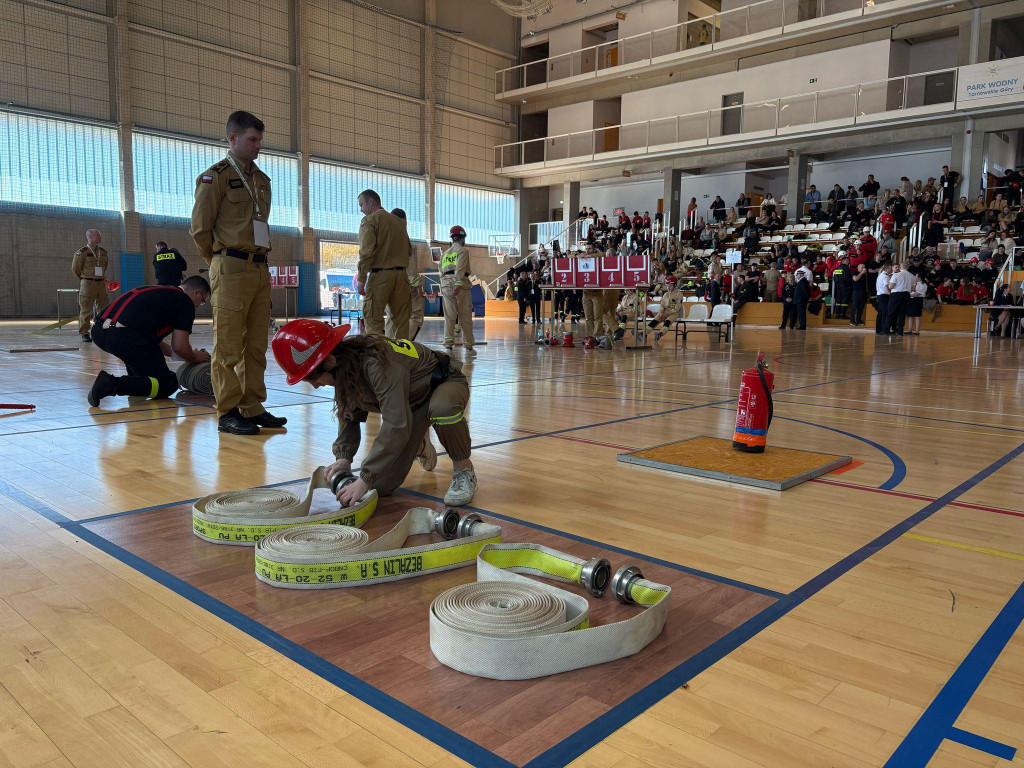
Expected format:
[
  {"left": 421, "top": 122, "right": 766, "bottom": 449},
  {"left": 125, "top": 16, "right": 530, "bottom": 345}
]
[
  {"left": 72, "top": 245, "right": 109, "bottom": 335},
  {"left": 601, "top": 289, "right": 620, "bottom": 338},
  {"left": 332, "top": 340, "right": 469, "bottom": 494},
  {"left": 654, "top": 286, "right": 685, "bottom": 325},
  {"left": 385, "top": 248, "right": 423, "bottom": 340},
  {"left": 359, "top": 208, "right": 411, "bottom": 339},
  {"left": 190, "top": 150, "right": 273, "bottom": 418},
  {"left": 616, "top": 289, "right": 648, "bottom": 338},
  {"left": 581, "top": 289, "right": 604, "bottom": 339},
  {"left": 440, "top": 244, "right": 474, "bottom": 348}
]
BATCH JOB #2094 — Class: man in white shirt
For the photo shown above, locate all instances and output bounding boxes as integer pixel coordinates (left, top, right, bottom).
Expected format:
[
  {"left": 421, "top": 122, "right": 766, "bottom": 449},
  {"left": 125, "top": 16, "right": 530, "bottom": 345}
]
[
  {"left": 875, "top": 263, "right": 892, "bottom": 335},
  {"left": 795, "top": 259, "right": 814, "bottom": 285},
  {"left": 887, "top": 264, "right": 915, "bottom": 336}
]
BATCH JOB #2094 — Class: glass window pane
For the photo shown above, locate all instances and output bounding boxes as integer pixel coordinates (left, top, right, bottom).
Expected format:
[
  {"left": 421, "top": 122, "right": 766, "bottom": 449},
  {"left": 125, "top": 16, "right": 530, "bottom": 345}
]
[
  {"left": 434, "top": 181, "right": 516, "bottom": 246},
  {"left": 0, "top": 110, "right": 120, "bottom": 212},
  {"left": 309, "top": 161, "right": 427, "bottom": 241},
  {"left": 133, "top": 132, "right": 299, "bottom": 228}
]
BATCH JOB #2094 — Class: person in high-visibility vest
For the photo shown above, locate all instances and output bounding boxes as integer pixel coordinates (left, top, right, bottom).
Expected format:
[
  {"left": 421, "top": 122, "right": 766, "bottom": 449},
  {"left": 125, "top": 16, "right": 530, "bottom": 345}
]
[{"left": 440, "top": 226, "right": 476, "bottom": 353}]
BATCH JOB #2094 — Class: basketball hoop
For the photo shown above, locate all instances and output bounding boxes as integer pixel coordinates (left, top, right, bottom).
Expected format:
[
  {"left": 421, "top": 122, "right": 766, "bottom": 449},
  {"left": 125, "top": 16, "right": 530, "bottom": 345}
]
[{"left": 495, "top": 251, "right": 507, "bottom": 265}]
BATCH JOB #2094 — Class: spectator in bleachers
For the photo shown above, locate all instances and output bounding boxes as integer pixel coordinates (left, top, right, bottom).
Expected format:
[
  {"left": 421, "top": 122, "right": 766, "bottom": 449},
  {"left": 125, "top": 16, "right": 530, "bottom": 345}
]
[
  {"left": 850, "top": 201, "right": 871, "bottom": 230},
  {"left": 726, "top": 207, "right": 739, "bottom": 225},
  {"left": 764, "top": 263, "right": 781, "bottom": 302},
  {"left": 805, "top": 184, "right": 821, "bottom": 222},
  {"left": 686, "top": 198, "right": 698, "bottom": 220},
  {"left": 845, "top": 186, "right": 859, "bottom": 216},
  {"left": 935, "top": 277, "right": 955, "bottom": 305},
  {"left": 923, "top": 178, "right": 938, "bottom": 197},
  {"left": 977, "top": 231, "right": 998, "bottom": 261},
  {"left": 643, "top": 211, "right": 652, "bottom": 229},
  {"left": 706, "top": 272, "right": 722, "bottom": 308},
  {"left": 710, "top": 195, "right": 726, "bottom": 222},
  {"left": 876, "top": 189, "right": 890, "bottom": 214},
  {"left": 860, "top": 174, "right": 880, "bottom": 200},
  {"left": 762, "top": 192, "right": 777, "bottom": 217},
  {"left": 899, "top": 177, "right": 914, "bottom": 201},
  {"left": 732, "top": 273, "right": 760, "bottom": 314},
  {"left": 988, "top": 193, "right": 1006, "bottom": 212}
]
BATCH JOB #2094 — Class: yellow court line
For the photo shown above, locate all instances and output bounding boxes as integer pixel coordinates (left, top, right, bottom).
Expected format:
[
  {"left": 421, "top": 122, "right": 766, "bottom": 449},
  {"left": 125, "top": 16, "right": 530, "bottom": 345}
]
[{"left": 903, "top": 533, "right": 1024, "bottom": 562}]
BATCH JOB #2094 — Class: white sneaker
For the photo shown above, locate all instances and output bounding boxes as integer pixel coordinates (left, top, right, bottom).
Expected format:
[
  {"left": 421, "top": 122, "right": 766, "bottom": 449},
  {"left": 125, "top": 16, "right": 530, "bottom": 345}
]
[
  {"left": 417, "top": 435, "right": 437, "bottom": 471},
  {"left": 444, "top": 468, "right": 477, "bottom": 506}
]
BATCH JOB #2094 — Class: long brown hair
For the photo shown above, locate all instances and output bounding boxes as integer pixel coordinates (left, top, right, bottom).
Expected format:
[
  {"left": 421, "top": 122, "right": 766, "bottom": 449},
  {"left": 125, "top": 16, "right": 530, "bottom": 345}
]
[{"left": 325, "top": 334, "right": 390, "bottom": 420}]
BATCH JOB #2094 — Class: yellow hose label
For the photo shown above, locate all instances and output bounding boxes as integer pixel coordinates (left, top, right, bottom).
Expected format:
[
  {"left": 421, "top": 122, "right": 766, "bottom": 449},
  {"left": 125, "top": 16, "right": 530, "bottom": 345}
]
[
  {"left": 193, "top": 496, "right": 377, "bottom": 544},
  {"left": 255, "top": 535, "right": 501, "bottom": 585}
]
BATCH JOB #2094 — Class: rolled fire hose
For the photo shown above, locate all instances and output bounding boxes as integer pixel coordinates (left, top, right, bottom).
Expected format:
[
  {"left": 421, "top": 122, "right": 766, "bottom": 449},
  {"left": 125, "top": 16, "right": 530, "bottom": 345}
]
[
  {"left": 429, "top": 543, "right": 671, "bottom": 680},
  {"left": 176, "top": 361, "right": 213, "bottom": 395},
  {"left": 255, "top": 508, "right": 502, "bottom": 589},
  {"left": 192, "top": 466, "right": 377, "bottom": 545}
]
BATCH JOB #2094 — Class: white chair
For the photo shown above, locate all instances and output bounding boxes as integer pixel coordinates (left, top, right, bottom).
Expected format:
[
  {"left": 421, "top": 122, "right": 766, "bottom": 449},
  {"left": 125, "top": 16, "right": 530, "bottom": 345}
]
[
  {"left": 965, "top": 225, "right": 982, "bottom": 234},
  {"left": 706, "top": 303, "right": 734, "bottom": 342},
  {"left": 685, "top": 295, "right": 698, "bottom": 302},
  {"left": 822, "top": 243, "right": 837, "bottom": 252},
  {"left": 798, "top": 245, "right": 807, "bottom": 253},
  {"left": 792, "top": 223, "right": 805, "bottom": 231},
  {"left": 771, "top": 235, "right": 784, "bottom": 242},
  {"left": 783, "top": 224, "right": 795, "bottom": 231},
  {"left": 674, "top": 302, "right": 709, "bottom": 345},
  {"left": 830, "top": 232, "right": 845, "bottom": 240},
  {"left": 806, "top": 233, "right": 819, "bottom": 241},
  {"left": 960, "top": 238, "right": 974, "bottom": 247}
]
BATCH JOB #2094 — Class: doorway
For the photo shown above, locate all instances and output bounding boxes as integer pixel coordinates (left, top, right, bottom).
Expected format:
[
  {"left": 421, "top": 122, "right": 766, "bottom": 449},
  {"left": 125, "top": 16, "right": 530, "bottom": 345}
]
[
  {"left": 923, "top": 72, "right": 954, "bottom": 106},
  {"left": 721, "top": 92, "right": 743, "bottom": 136}
]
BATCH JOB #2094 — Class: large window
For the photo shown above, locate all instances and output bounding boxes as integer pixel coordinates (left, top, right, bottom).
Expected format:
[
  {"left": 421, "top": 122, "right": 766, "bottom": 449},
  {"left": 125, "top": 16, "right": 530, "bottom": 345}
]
[
  {"left": 133, "top": 132, "right": 299, "bottom": 228},
  {"left": 310, "top": 161, "right": 427, "bottom": 241},
  {"left": 0, "top": 110, "right": 120, "bottom": 211},
  {"left": 434, "top": 181, "right": 516, "bottom": 246}
]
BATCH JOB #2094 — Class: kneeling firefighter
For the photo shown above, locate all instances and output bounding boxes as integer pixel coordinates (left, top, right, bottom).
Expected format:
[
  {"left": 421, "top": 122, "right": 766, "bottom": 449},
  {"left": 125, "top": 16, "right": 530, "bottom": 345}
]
[{"left": 272, "top": 319, "right": 478, "bottom": 507}]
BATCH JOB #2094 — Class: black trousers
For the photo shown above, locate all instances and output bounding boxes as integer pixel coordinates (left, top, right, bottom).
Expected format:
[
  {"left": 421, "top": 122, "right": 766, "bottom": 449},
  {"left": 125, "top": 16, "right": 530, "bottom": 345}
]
[
  {"left": 888, "top": 291, "right": 909, "bottom": 334},
  {"left": 518, "top": 300, "right": 530, "bottom": 322},
  {"left": 875, "top": 294, "right": 890, "bottom": 333},
  {"left": 91, "top": 324, "right": 178, "bottom": 398},
  {"left": 553, "top": 291, "right": 566, "bottom": 317},
  {"left": 850, "top": 291, "right": 866, "bottom": 325},
  {"left": 781, "top": 302, "right": 797, "bottom": 328},
  {"left": 793, "top": 300, "right": 808, "bottom": 329},
  {"left": 530, "top": 296, "right": 541, "bottom": 321},
  {"left": 832, "top": 289, "right": 850, "bottom": 317}
]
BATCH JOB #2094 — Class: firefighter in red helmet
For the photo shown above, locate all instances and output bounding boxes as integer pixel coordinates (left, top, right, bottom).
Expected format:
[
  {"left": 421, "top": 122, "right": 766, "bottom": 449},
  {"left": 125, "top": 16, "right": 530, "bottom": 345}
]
[
  {"left": 440, "top": 225, "right": 476, "bottom": 353},
  {"left": 271, "top": 318, "right": 478, "bottom": 506}
]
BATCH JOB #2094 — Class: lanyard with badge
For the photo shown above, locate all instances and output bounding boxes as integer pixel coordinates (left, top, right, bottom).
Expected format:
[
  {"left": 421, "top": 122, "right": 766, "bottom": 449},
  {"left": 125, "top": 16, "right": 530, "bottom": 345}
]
[
  {"left": 87, "top": 245, "right": 103, "bottom": 277},
  {"left": 226, "top": 154, "right": 271, "bottom": 249}
]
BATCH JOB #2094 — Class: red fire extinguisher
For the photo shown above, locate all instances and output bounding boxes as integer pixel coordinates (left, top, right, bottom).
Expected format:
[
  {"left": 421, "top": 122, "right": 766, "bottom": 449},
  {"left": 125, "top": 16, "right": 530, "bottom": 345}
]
[{"left": 733, "top": 352, "right": 774, "bottom": 453}]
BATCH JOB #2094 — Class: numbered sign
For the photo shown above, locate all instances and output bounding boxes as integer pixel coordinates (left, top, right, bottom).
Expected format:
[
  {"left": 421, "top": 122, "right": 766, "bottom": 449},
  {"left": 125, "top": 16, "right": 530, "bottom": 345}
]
[
  {"left": 624, "top": 252, "right": 650, "bottom": 288},
  {"left": 577, "top": 256, "right": 598, "bottom": 287},
  {"left": 598, "top": 253, "right": 623, "bottom": 287},
  {"left": 553, "top": 257, "right": 575, "bottom": 288}
]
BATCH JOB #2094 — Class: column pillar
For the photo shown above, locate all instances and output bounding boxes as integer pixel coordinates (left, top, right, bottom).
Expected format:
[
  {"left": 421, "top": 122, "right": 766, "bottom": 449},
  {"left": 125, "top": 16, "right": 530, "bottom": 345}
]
[
  {"left": 787, "top": 151, "right": 809, "bottom": 222},
  {"left": 113, "top": 0, "right": 142, "bottom": 256},
  {"left": 295, "top": 0, "right": 316, "bottom": 267},
  {"left": 663, "top": 168, "right": 682, "bottom": 235},
  {"left": 423, "top": 0, "right": 437, "bottom": 244},
  {"left": 562, "top": 180, "right": 580, "bottom": 249}
]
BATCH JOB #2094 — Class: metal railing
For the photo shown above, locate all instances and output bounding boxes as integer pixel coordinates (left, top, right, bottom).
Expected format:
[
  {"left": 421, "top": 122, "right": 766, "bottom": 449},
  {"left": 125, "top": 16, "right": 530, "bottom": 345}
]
[
  {"left": 498, "top": 0, "right": 919, "bottom": 95},
  {"left": 528, "top": 220, "right": 564, "bottom": 248},
  {"left": 488, "top": 217, "right": 585, "bottom": 296},
  {"left": 494, "top": 67, "right": 956, "bottom": 172}
]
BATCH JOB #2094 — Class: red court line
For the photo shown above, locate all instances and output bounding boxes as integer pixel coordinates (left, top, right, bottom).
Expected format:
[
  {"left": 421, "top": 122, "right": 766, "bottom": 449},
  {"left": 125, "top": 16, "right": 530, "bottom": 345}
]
[
  {"left": 810, "top": 478, "right": 1024, "bottom": 519},
  {"left": 512, "top": 428, "right": 637, "bottom": 452}
]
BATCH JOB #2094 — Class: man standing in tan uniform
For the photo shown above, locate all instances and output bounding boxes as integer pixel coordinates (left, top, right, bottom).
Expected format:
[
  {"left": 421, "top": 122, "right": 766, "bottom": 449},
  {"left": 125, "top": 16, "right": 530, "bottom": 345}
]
[
  {"left": 190, "top": 110, "right": 286, "bottom": 436},
  {"left": 72, "top": 229, "right": 109, "bottom": 342},
  {"left": 439, "top": 226, "right": 475, "bottom": 353},
  {"left": 357, "top": 190, "right": 410, "bottom": 339},
  {"left": 384, "top": 207, "right": 424, "bottom": 340}
]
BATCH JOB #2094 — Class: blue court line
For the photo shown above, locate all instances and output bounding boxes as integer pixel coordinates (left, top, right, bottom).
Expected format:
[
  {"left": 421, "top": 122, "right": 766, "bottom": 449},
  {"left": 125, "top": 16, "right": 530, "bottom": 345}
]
[
  {"left": 3, "top": 445, "right": 1020, "bottom": 768},
  {"left": 946, "top": 727, "right": 1017, "bottom": 761},
  {"left": 884, "top": 577, "right": 1024, "bottom": 767},
  {"left": 397, "top": 488, "right": 785, "bottom": 600},
  {"left": 523, "top": 440, "right": 1024, "bottom": 768},
  {"left": 772, "top": 398, "right": 1024, "bottom": 436},
  {"left": 709, "top": 406, "right": 907, "bottom": 490}
]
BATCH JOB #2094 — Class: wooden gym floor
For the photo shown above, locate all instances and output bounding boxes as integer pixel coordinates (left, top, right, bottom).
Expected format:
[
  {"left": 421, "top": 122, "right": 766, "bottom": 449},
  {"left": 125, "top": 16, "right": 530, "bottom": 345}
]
[{"left": 0, "top": 316, "right": 1022, "bottom": 768}]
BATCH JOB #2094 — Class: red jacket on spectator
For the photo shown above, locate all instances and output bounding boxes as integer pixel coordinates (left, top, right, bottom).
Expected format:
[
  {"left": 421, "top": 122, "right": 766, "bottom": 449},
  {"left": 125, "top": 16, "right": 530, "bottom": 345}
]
[
  {"left": 936, "top": 283, "right": 955, "bottom": 302},
  {"left": 859, "top": 234, "right": 877, "bottom": 262},
  {"left": 642, "top": 215, "right": 651, "bottom": 228},
  {"left": 878, "top": 212, "right": 895, "bottom": 233},
  {"left": 680, "top": 227, "right": 695, "bottom": 244},
  {"left": 957, "top": 284, "right": 975, "bottom": 303},
  {"left": 974, "top": 284, "right": 990, "bottom": 303},
  {"left": 722, "top": 273, "right": 732, "bottom": 294},
  {"left": 632, "top": 215, "right": 643, "bottom": 229},
  {"left": 618, "top": 213, "right": 630, "bottom": 228},
  {"left": 778, "top": 276, "right": 786, "bottom": 295},
  {"left": 825, "top": 255, "right": 840, "bottom": 276},
  {"left": 810, "top": 283, "right": 823, "bottom": 300}
]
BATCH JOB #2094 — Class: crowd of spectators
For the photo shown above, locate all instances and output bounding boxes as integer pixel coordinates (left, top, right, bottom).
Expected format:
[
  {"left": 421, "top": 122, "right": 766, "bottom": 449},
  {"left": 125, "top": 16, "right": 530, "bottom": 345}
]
[{"left": 497, "top": 163, "right": 1023, "bottom": 335}]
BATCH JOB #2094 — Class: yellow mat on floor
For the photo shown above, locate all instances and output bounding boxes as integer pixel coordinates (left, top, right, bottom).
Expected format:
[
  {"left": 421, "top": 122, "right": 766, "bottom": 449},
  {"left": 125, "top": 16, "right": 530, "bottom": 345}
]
[{"left": 618, "top": 436, "right": 851, "bottom": 490}]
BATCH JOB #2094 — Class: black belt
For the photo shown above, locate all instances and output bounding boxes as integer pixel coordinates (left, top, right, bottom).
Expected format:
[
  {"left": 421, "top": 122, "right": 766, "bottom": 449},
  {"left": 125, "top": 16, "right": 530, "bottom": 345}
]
[
  {"left": 82, "top": 277, "right": 103, "bottom": 282},
  {"left": 218, "top": 249, "right": 267, "bottom": 264},
  {"left": 371, "top": 266, "right": 405, "bottom": 273},
  {"left": 429, "top": 351, "right": 451, "bottom": 394}
]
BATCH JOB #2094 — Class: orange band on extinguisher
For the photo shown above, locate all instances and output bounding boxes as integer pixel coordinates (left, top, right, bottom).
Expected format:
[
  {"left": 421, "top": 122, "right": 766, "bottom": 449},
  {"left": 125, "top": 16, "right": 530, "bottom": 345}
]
[{"left": 732, "top": 432, "right": 767, "bottom": 447}]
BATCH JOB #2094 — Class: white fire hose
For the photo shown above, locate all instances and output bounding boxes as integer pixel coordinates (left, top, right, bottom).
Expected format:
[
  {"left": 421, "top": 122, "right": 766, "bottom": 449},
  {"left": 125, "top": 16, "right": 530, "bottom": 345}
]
[{"left": 429, "top": 543, "right": 671, "bottom": 680}]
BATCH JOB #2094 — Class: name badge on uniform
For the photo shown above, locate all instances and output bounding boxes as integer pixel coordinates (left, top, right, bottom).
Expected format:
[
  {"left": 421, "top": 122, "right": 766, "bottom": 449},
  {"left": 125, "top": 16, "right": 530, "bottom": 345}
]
[
  {"left": 253, "top": 220, "right": 270, "bottom": 248},
  {"left": 94, "top": 266, "right": 103, "bottom": 277}
]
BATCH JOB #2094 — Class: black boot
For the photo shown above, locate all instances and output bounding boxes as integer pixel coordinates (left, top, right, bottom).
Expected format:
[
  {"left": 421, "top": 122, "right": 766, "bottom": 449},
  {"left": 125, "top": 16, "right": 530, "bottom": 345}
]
[
  {"left": 87, "top": 370, "right": 116, "bottom": 407},
  {"left": 219, "top": 407, "right": 259, "bottom": 435},
  {"left": 247, "top": 411, "right": 288, "bottom": 428}
]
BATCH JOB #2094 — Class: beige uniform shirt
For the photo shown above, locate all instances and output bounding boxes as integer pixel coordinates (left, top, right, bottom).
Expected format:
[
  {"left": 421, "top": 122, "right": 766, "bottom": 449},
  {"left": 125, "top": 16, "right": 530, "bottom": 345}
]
[
  {"left": 357, "top": 208, "right": 411, "bottom": 285},
  {"left": 72, "top": 246, "right": 108, "bottom": 280},
  {"left": 190, "top": 151, "right": 272, "bottom": 263},
  {"left": 331, "top": 341, "right": 459, "bottom": 486},
  {"left": 440, "top": 245, "right": 471, "bottom": 287},
  {"left": 659, "top": 287, "right": 684, "bottom": 316}
]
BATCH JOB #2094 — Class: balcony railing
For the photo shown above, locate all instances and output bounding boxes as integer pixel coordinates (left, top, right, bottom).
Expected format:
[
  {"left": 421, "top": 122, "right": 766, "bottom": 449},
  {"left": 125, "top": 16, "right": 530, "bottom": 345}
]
[
  {"left": 495, "top": 68, "right": 957, "bottom": 171},
  {"left": 498, "top": 0, "right": 917, "bottom": 95}
]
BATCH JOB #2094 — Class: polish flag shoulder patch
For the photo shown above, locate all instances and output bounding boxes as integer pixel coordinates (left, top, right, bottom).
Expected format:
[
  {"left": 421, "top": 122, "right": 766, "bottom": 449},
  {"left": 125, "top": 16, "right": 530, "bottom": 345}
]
[{"left": 201, "top": 175, "right": 214, "bottom": 184}]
